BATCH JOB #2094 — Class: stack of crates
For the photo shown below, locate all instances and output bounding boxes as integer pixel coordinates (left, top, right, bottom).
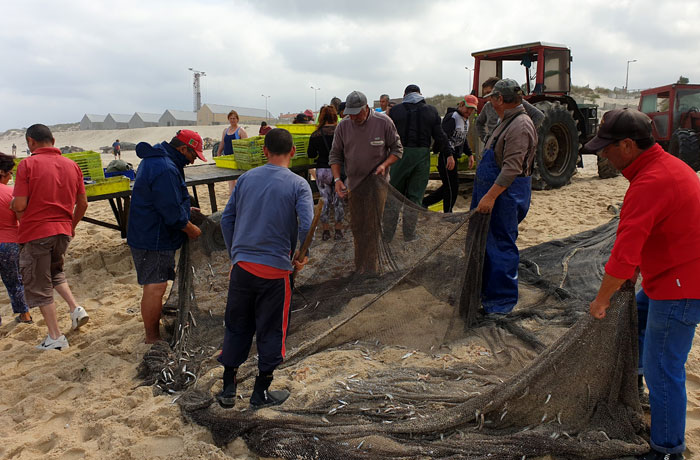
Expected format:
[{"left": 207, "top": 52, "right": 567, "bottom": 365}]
[
  {"left": 84, "top": 176, "right": 131, "bottom": 197},
  {"left": 290, "top": 134, "right": 312, "bottom": 167},
  {"left": 232, "top": 136, "right": 266, "bottom": 170},
  {"left": 63, "top": 151, "right": 105, "bottom": 180}
]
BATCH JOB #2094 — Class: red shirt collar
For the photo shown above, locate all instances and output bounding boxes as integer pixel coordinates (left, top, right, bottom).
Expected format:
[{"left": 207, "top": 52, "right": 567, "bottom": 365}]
[
  {"left": 31, "top": 147, "right": 62, "bottom": 156},
  {"left": 621, "top": 143, "right": 664, "bottom": 181}
]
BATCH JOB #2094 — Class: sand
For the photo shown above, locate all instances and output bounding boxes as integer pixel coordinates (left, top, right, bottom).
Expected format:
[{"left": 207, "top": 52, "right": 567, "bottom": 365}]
[{"left": 0, "top": 123, "right": 699, "bottom": 459}]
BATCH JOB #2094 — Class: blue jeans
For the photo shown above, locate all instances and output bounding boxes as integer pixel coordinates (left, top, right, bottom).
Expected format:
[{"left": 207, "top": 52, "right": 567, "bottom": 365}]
[{"left": 638, "top": 290, "right": 700, "bottom": 454}]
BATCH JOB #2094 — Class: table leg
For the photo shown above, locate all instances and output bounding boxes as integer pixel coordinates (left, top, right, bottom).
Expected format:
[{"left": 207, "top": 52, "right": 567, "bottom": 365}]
[
  {"left": 191, "top": 186, "right": 200, "bottom": 208},
  {"left": 207, "top": 183, "right": 217, "bottom": 212}
]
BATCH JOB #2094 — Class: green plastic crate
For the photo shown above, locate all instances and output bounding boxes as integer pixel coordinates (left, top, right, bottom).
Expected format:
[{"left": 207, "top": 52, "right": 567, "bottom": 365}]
[
  {"left": 63, "top": 151, "right": 105, "bottom": 180},
  {"left": 275, "top": 123, "right": 316, "bottom": 134},
  {"left": 214, "top": 155, "right": 240, "bottom": 170},
  {"left": 85, "top": 176, "right": 130, "bottom": 197},
  {"left": 292, "top": 135, "right": 310, "bottom": 157}
]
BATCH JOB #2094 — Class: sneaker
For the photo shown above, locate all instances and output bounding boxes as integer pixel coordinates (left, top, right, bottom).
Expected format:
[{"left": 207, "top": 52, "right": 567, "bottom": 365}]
[
  {"left": 36, "top": 335, "right": 69, "bottom": 351},
  {"left": 216, "top": 383, "right": 237, "bottom": 408},
  {"left": 70, "top": 306, "right": 89, "bottom": 330},
  {"left": 334, "top": 229, "right": 344, "bottom": 240},
  {"left": 322, "top": 230, "right": 331, "bottom": 241},
  {"left": 250, "top": 389, "right": 290, "bottom": 410}
]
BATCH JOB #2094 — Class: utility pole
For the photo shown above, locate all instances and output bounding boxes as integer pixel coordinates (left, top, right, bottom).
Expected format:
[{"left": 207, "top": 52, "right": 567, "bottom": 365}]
[
  {"left": 188, "top": 68, "right": 206, "bottom": 111},
  {"left": 261, "top": 94, "right": 270, "bottom": 122},
  {"left": 625, "top": 59, "right": 637, "bottom": 93},
  {"left": 465, "top": 67, "right": 472, "bottom": 94},
  {"left": 310, "top": 86, "right": 321, "bottom": 112}
]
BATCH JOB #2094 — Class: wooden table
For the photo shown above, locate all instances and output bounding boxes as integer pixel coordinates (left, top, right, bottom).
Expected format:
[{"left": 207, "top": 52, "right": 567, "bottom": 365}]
[{"left": 84, "top": 164, "right": 245, "bottom": 238}]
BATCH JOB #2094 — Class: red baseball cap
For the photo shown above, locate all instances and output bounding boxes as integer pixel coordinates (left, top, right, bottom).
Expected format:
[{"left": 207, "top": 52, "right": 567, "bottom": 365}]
[
  {"left": 463, "top": 95, "right": 478, "bottom": 109},
  {"left": 176, "top": 129, "right": 206, "bottom": 162}
]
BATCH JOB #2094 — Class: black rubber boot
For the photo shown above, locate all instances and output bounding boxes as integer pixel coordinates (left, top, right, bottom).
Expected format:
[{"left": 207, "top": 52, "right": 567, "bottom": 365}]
[
  {"left": 216, "top": 367, "right": 238, "bottom": 408},
  {"left": 250, "top": 373, "right": 290, "bottom": 410}
]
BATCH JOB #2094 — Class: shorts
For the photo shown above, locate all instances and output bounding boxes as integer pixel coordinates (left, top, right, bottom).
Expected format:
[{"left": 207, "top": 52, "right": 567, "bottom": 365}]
[
  {"left": 130, "top": 247, "right": 176, "bottom": 285},
  {"left": 19, "top": 234, "right": 71, "bottom": 308}
]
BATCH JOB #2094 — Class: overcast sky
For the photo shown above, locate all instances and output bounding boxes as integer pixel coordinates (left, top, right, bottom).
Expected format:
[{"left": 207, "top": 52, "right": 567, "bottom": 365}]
[{"left": 1, "top": 0, "right": 699, "bottom": 132}]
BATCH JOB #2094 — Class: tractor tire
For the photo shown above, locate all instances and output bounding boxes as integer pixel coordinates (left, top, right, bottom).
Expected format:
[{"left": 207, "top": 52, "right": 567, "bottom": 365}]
[
  {"left": 597, "top": 156, "right": 620, "bottom": 179},
  {"left": 669, "top": 128, "right": 700, "bottom": 171},
  {"left": 532, "top": 101, "right": 579, "bottom": 189}
]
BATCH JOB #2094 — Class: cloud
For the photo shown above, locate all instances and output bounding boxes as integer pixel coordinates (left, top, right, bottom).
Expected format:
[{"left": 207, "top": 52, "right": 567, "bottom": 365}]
[{"left": 1, "top": 0, "right": 699, "bottom": 130}]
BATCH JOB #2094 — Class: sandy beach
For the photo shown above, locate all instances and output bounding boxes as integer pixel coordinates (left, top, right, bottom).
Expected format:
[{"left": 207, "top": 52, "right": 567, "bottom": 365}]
[{"left": 1, "top": 125, "right": 699, "bottom": 459}]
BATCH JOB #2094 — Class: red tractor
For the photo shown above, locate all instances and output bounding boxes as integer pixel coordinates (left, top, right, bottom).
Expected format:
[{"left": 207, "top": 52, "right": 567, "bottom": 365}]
[
  {"left": 471, "top": 42, "right": 599, "bottom": 188},
  {"left": 638, "top": 84, "right": 700, "bottom": 170}
]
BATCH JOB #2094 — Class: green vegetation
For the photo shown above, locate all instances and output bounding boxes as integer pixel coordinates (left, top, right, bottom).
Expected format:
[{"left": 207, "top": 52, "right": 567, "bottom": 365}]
[{"left": 424, "top": 94, "right": 463, "bottom": 115}]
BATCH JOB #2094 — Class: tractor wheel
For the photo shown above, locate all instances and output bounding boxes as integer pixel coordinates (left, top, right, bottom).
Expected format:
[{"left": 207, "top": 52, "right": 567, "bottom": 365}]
[
  {"left": 597, "top": 156, "right": 620, "bottom": 179},
  {"left": 532, "top": 101, "right": 579, "bottom": 189},
  {"left": 669, "top": 128, "right": 700, "bottom": 171}
]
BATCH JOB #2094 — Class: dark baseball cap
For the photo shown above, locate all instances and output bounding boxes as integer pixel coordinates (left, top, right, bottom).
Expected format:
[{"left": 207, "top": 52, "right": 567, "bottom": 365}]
[
  {"left": 344, "top": 91, "right": 367, "bottom": 115},
  {"left": 404, "top": 84, "right": 421, "bottom": 95},
  {"left": 483, "top": 78, "right": 523, "bottom": 99},
  {"left": 584, "top": 108, "right": 653, "bottom": 152}
]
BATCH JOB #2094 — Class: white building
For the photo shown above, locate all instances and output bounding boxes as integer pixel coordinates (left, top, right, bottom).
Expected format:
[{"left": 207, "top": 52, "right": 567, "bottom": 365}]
[
  {"left": 159, "top": 109, "right": 198, "bottom": 127},
  {"left": 103, "top": 113, "right": 131, "bottom": 130},
  {"left": 128, "top": 112, "right": 161, "bottom": 129},
  {"left": 80, "top": 114, "right": 106, "bottom": 130}
]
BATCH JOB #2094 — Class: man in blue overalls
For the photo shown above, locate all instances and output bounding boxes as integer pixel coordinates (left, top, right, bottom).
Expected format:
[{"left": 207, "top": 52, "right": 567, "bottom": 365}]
[{"left": 471, "top": 79, "right": 538, "bottom": 314}]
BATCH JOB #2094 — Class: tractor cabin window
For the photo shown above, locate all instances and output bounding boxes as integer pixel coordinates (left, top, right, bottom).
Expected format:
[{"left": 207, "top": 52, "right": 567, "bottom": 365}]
[{"left": 543, "top": 49, "right": 570, "bottom": 93}]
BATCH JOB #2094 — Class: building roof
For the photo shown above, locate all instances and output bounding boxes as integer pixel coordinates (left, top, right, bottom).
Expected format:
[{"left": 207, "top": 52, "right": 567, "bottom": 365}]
[
  {"left": 83, "top": 114, "right": 106, "bottom": 122},
  {"left": 201, "top": 103, "right": 267, "bottom": 118},
  {"left": 106, "top": 113, "right": 132, "bottom": 123},
  {"left": 132, "top": 112, "right": 161, "bottom": 123},
  {"left": 162, "top": 109, "right": 198, "bottom": 121}
]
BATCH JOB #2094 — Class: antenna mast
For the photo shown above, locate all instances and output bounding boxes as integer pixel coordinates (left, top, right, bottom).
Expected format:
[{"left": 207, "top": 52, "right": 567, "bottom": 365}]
[{"left": 188, "top": 68, "right": 206, "bottom": 111}]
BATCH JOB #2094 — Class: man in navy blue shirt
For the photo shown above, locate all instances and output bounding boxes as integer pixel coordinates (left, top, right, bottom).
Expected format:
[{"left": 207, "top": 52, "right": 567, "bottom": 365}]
[
  {"left": 218, "top": 128, "right": 314, "bottom": 409},
  {"left": 127, "top": 129, "right": 206, "bottom": 344}
]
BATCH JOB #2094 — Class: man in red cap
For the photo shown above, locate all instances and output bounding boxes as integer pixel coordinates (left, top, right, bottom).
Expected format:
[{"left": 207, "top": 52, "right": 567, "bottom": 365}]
[
  {"left": 588, "top": 108, "right": 700, "bottom": 460},
  {"left": 127, "top": 129, "right": 206, "bottom": 343}
]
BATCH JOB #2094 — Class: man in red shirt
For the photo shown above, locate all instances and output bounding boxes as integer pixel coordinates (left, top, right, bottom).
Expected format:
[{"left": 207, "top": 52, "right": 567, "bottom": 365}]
[
  {"left": 587, "top": 109, "right": 700, "bottom": 460},
  {"left": 11, "top": 124, "right": 89, "bottom": 351}
]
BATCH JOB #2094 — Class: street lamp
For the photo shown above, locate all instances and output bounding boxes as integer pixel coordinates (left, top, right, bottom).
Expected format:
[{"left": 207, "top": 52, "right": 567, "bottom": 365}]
[
  {"left": 625, "top": 59, "right": 637, "bottom": 93},
  {"left": 261, "top": 94, "right": 270, "bottom": 122},
  {"left": 465, "top": 66, "right": 472, "bottom": 94},
  {"left": 310, "top": 86, "right": 321, "bottom": 112}
]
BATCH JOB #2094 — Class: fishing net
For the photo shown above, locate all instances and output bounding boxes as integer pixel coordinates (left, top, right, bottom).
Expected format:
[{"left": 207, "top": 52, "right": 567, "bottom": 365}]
[{"left": 138, "top": 175, "right": 648, "bottom": 459}]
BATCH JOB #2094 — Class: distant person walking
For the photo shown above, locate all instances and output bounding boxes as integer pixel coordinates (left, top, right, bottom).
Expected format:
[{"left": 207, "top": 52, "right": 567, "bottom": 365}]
[
  {"left": 127, "top": 130, "right": 206, "bottom": 344},
  {"left": 308, "top": 105, "right": 345, "bottom": 240},
  {"left": 0, "top": 153, "right": 32, "bottom": 325},
  {"left": 11, "top": 143, "right": 17, "bottom": 157},
  {"left": 112, "top": 139, "right": 121, "bottom": 160},
  {"left": 11, "top": 124, "right": 89, "bottom": 350}
]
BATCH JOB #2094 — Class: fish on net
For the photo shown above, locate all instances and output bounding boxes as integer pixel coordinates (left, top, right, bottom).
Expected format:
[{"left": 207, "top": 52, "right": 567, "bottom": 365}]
[{"left": 138, "top": 175, "right": 648, "bottom": 459}]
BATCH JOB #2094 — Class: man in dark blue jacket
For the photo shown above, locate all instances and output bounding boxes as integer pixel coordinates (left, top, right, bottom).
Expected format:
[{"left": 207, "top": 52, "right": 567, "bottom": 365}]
[
  {"left": 385, "top": 84, "right": 452, "bottom": 241},
  {"left": 127, "top": 129, "right": 206, "bottom": 343}
]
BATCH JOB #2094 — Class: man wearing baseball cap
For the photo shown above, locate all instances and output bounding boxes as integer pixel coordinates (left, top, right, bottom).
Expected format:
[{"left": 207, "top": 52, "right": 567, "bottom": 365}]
[
  {"left": 588, "top": 108, "right": 700, "bottom": 460},
  {"left": 472, "top": 78, "right": 538, "bottom": 315},
  {"left": 127, "top": 129, "right": 205, "bottom": 343},
  {"left": 329, "top": 90, "right": 403, "bottom": 274}
]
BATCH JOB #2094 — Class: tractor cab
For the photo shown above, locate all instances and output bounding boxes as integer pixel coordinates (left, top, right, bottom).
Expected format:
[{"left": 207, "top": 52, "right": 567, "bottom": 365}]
[
  {"left": 470, "top": 42, "right": 599, "bottom": 188},
  {"left": 472, "top": 42, "right": 571, "bottom": 98},
  {"left": 639, "top": 84, "right": 700, "bottom": 170}
]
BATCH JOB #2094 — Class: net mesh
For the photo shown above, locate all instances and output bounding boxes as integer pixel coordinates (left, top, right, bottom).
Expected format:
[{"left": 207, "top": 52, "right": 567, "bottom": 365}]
[{"left": 138, "top": 175, "right": 648, "bottom": 459}]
